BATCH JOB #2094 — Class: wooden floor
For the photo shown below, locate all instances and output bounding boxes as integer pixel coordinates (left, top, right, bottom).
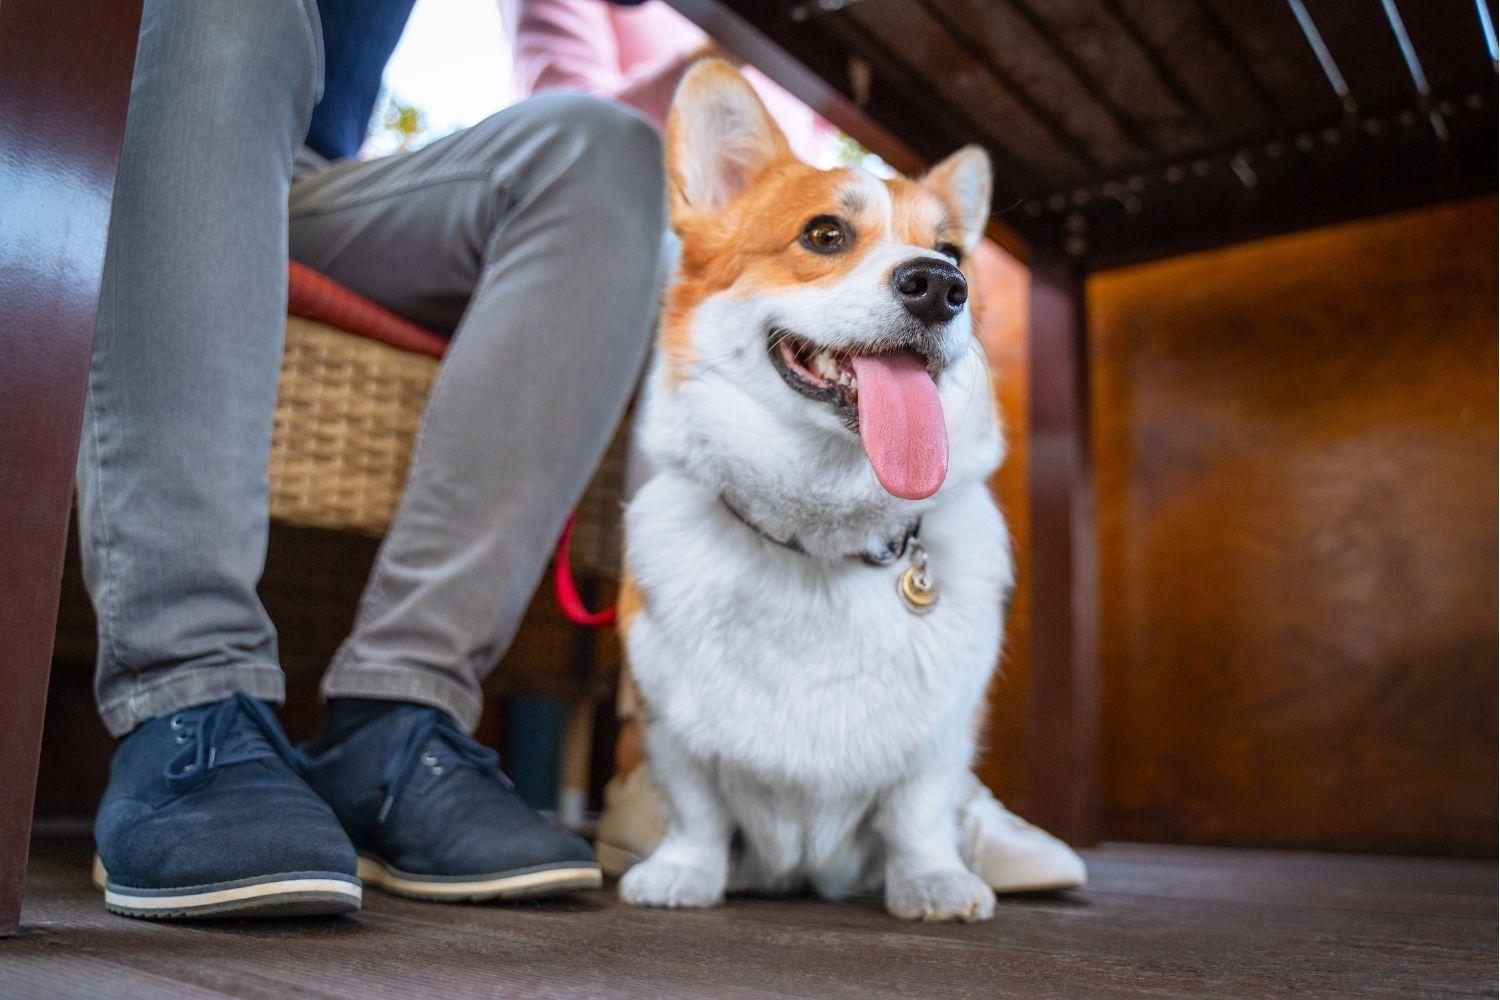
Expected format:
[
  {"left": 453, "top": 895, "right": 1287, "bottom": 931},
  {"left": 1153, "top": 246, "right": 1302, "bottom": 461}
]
[{"left": 5, "top": 830, "right": 1494, "bottom": 999}]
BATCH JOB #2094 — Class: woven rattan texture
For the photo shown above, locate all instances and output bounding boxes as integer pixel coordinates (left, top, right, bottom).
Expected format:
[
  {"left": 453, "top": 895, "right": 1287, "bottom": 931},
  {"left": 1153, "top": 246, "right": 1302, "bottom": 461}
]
[{"left": 268, "top": 317, "right": 624, "bottom": 580}]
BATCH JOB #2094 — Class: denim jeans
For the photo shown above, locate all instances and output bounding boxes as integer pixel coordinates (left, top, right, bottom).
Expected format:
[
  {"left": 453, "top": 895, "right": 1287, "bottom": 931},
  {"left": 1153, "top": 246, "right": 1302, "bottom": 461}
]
[{"left": 79, "top": 0, "right": 665, "bottom": 736}]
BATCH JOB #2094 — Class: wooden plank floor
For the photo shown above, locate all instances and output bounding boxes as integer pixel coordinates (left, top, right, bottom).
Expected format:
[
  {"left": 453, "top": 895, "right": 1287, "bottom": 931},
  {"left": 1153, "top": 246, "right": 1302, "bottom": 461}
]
[{"left": 4, "top": 831, "right": 1494, "bottom": 999}]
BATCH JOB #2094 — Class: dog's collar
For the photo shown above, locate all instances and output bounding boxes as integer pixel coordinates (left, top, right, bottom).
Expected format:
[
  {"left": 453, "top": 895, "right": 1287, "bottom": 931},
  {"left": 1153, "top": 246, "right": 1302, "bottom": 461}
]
[{"left": 718, "top": 496, "right": 919, "bottom": 568}]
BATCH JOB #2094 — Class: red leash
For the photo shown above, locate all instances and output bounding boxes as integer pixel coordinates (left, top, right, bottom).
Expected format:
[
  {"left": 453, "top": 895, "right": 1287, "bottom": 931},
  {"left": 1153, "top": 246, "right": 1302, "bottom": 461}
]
[{"left": 553, "top": 513, "right": 618, "bottom": 628}]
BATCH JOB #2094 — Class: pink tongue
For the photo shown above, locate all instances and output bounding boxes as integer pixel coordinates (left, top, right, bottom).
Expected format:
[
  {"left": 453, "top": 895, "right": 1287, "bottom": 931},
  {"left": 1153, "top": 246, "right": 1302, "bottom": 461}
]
[{"left": 849, "top": 350, "right": 948, "bottom": 500}]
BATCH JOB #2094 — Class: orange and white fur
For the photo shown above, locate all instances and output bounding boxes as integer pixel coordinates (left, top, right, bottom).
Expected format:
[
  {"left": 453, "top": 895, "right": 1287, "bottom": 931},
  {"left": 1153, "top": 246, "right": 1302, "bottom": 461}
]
[{"left": 619, "top": 61, "right": 1010, "bottom": 922}]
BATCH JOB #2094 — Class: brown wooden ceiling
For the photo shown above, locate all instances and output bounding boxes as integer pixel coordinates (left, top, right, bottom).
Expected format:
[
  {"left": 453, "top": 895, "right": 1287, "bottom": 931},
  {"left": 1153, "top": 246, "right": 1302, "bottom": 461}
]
[{"left": 675, "top": 0, "right": 1498, "bottom": 267}]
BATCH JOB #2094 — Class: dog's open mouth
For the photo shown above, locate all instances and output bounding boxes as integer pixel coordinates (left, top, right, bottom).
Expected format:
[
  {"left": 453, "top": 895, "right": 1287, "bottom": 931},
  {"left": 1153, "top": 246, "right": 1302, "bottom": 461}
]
[
  {"left": 768, "top": 332, "right": 862, "bottom": 419},
  {"left": 768, "top": 330, "right": 949, "bottom": 501}
]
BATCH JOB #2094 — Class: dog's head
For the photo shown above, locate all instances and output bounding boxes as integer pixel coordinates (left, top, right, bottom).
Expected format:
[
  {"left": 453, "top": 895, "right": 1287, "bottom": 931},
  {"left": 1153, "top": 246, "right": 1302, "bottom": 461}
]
[{"left": 650, "top": 60, "right": 999, "bottom": 513}]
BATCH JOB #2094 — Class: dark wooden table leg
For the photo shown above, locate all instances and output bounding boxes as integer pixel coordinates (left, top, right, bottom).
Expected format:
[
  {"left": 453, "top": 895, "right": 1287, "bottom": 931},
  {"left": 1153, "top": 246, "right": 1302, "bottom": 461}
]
[
  {"left": 0, "top": 0, "right": 143, "bottom": 937},
  {"left": 1026, "top": 255, "right": 1101, "bottom": 846}
]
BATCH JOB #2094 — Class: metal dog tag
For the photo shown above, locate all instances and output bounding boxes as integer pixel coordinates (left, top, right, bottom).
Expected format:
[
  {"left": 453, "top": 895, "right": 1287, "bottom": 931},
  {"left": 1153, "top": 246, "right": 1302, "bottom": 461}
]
[{"left": 898, "top": 540, "right": 938, "bottom": 615}]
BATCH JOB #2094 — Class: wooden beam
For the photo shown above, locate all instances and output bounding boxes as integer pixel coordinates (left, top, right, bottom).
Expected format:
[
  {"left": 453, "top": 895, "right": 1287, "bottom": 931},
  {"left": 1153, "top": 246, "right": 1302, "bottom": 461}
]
[
  {"left": 676, "top": 0, "right": 1494, "bottom": 267},
  {"left": 1022, "top": 96, "right": 1498, "bottom": 269},
  {"left": 0, "top": 0, "right": 142, "bottom": 936},
  {"left": 1025, "top": 256, "right": 1101, "bottom": 846}
]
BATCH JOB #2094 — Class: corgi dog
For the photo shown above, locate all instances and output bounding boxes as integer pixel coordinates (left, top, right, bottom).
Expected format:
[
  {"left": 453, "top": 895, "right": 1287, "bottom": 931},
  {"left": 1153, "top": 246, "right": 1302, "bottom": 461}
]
[{"left": 618, "top": 60, "right": 1011, "bottom": 923}]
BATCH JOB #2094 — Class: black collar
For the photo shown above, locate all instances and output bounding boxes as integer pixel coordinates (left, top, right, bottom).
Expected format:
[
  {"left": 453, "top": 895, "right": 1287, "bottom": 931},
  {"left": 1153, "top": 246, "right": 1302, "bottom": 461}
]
[{"left": 719, "top": 496, "right": 920, "bottom": 567}]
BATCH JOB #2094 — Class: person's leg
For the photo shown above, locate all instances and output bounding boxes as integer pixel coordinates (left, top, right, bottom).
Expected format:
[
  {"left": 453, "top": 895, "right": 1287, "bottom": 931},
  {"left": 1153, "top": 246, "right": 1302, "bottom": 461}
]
[
  {"left": 80, "top": 0, "right": 321, "bottom": 735},
  {"left": 83, "top": 0, "right": 360, "bottom": 920},
  {"left": 289, "top": 93, "right": 664, "bottom": 899},
  {"left": 289, "top": 93, "right": 665, "bottom": 728}
]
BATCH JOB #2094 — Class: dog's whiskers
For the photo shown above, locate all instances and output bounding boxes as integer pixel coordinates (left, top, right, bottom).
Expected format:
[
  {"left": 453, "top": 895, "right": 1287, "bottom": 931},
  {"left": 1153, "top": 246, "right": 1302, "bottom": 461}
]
[
  {"left": 951, "top": 337, "right": 989, "bottom": 431},
  {"left": 686, "top": 330, "right": 796, "bottom": 384}
]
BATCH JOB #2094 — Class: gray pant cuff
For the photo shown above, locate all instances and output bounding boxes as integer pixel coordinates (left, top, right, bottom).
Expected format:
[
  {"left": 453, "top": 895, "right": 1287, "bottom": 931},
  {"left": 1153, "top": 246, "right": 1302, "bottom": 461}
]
[
  {"left": 320, "top": 665, "right": 484, "bottom": 732},
  {"left": 98, "top": 665, "right": 286, "bottom": 738}
]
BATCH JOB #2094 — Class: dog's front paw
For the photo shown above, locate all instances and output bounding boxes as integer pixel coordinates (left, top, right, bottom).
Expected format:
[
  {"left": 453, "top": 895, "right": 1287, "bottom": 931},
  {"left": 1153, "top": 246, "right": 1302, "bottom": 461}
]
[
  {"left": 620, "top": 857, "right": 725, "bottom": 909},
  {"left": 886, "top": 868, "right": 996, "bottom": 923}
]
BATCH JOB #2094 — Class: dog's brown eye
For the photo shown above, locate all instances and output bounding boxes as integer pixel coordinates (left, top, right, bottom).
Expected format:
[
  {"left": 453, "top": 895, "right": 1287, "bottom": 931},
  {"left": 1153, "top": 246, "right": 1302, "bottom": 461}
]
[
  {"left": 936, "top": 242, "right": 963, "bottom": 263},
  {"left": 801, "top": 216, "right": 849, "bottom": 253}
]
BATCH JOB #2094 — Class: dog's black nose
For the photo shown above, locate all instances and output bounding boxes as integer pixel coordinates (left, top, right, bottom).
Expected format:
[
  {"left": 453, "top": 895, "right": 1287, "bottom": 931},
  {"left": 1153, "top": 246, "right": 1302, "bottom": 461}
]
[{"left": 891, "top": 258, "right": 968, "bottom": 325}]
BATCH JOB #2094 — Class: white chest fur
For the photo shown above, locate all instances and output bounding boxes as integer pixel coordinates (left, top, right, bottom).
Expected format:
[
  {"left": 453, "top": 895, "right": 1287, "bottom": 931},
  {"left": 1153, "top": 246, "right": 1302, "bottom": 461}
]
[{"left": 624, "top": 474, "right": 1012, "bottom": 800}]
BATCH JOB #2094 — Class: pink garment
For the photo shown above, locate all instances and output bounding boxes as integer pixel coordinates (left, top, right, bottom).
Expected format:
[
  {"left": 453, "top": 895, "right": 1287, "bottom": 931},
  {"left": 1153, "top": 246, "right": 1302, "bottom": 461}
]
[{"left": 498, "top": 0, "right": 832, "bottom": 163}]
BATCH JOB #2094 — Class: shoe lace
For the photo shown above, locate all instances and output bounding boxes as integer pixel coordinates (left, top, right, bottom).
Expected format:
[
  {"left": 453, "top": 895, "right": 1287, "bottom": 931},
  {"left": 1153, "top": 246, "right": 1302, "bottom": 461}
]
[
  {"left": 377, "top": 709, "right": 510, "bottom": 824},
  {"left": 163, "top": 692, "right": 309, "bottom": 794}
]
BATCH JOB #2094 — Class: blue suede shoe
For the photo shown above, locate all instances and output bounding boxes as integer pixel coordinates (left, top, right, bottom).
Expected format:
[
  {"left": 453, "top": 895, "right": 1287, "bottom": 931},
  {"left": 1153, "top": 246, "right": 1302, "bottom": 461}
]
[
  {"left": 303, "top": 703, "right": 601, "bottom": 901},
  {"left": 93, "top": 693, "right": 361, "bottom": 919}
]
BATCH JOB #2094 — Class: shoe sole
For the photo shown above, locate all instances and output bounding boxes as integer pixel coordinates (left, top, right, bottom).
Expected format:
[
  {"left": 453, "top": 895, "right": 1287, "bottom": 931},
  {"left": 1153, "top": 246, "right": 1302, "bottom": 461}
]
[
  {"left": 992, "top": 875, "right": 1085, "bottom": 893},
  {"left": 356, "top": 854, "right": 602, "bottom": 902},
  {"left": 977, "top": 854, "right": 1087, "bottom": 894},
  {"left": 93, "top": 856, "right": 362, "bottom": 919}
]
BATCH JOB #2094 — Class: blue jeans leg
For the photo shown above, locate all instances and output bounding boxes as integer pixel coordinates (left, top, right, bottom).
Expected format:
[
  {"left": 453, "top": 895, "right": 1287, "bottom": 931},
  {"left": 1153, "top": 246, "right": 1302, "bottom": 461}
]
[{"left": 80, "top": 0, "right": 324, "bottom": 737}]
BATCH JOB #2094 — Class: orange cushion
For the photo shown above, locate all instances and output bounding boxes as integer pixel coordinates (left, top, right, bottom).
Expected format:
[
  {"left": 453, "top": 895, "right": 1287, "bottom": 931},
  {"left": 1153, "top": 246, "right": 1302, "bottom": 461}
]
[{"left": 287, "top": 260, "right": 447, "bottom": 359}]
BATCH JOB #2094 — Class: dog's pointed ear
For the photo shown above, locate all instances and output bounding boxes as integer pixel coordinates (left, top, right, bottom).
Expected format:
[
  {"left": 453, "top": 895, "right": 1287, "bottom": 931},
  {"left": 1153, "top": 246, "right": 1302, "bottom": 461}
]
[
  {"left": 921, "top": 146, "right": 992, "bottom": 252},
  {"left": 667, "top": 59, "right": 792, "bottom": 226}
]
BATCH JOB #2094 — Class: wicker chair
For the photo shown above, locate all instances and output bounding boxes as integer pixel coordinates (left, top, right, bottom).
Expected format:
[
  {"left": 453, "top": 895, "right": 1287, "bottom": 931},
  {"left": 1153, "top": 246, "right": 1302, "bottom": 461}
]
[{"left": 273, "top": 264, "right": 627, "bottom": 576}]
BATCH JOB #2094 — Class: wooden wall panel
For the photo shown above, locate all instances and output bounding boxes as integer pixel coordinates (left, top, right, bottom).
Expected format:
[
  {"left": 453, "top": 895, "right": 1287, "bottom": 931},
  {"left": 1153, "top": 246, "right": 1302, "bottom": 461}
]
[
  {"left": 1090, "top": 198, "right": 1498, "bottom": 855},
  {"left": 969, "top": 241, "right": 1036, "bottom": 815}
]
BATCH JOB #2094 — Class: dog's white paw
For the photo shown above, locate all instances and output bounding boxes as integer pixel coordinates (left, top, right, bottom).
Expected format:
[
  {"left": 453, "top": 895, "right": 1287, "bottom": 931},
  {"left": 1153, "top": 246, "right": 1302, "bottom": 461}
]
[
  {"left": 886, "top": 868, "right": 997, "bottom": 923},
  {"left": 619, "top": 857, "right": 725, "bottom": 909}
]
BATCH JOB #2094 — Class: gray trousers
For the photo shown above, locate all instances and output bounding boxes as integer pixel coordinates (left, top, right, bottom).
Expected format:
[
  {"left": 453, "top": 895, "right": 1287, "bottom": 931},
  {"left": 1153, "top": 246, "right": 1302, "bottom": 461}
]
[{"left": 79, "top": 0, "right": 665, "bottom": 736}]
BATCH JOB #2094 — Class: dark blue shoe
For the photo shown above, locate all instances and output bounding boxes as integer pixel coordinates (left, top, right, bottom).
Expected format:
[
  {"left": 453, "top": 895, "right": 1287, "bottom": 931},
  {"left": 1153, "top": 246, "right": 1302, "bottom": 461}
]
[
  {"left": 93, "top": 693, "right": 361, "bottom": 919},
  {"left": 303, "top": 703, "right": 601, "bottom": 901}
]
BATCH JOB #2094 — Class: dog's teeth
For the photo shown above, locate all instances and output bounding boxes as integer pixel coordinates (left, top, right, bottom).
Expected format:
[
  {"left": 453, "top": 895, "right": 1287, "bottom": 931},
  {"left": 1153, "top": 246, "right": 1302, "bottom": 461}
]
[{"left": 813, "top": 351, "right": 839, "bottom": 380}]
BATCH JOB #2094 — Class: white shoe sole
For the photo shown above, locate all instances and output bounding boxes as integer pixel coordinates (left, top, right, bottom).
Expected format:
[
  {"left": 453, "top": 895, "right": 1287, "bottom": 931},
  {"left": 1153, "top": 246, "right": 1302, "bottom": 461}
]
[
  {"left": 976, "top": 853, "right": 1087, "bottom": 894},
  {"left": 355, "top": 855, "right": 602, "bottom": 901},
  {"left": 93, "top": 856, "right": 362, "bottom": 919}
]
